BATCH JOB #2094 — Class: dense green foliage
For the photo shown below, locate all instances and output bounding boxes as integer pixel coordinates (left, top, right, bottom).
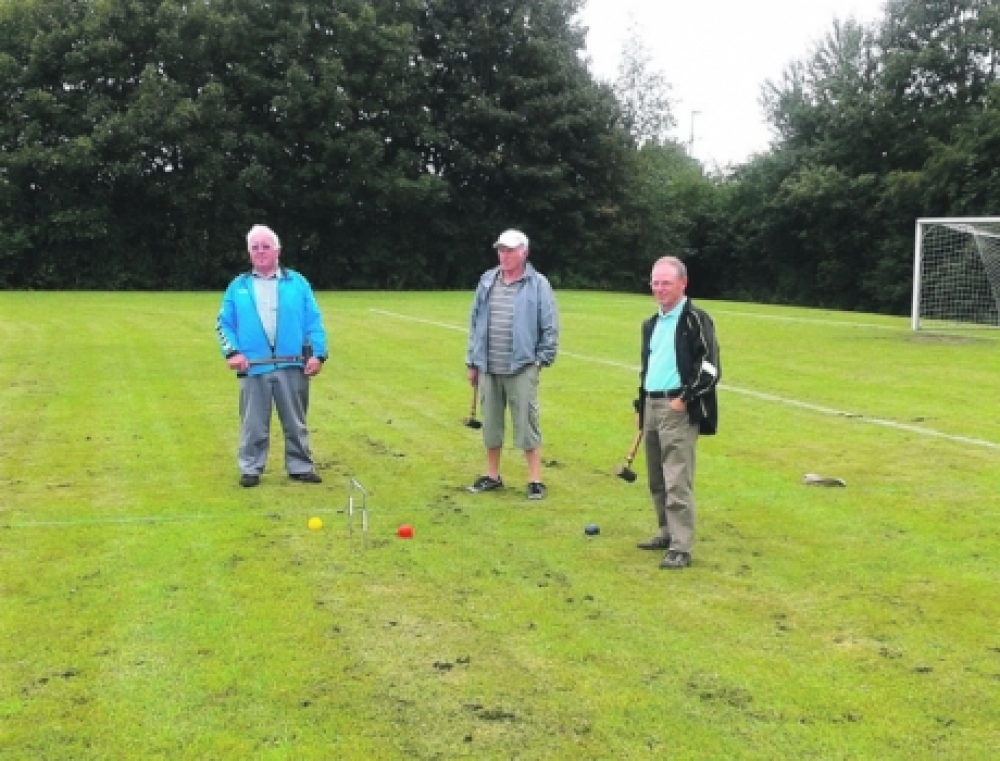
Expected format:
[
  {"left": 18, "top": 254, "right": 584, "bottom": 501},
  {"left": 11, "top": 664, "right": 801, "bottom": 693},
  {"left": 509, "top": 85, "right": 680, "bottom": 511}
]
[
  {"left": 2, "top": 0, "right": 1000, "bottom": 312},
  {"left": 0, "top": 0, "right": 634, "bottom": 290}
]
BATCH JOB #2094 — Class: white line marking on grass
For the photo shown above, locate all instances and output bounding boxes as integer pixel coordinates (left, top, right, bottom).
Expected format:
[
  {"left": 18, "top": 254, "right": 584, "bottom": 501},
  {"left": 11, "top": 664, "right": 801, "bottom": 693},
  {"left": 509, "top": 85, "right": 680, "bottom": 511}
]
[
  {"left": 371, "top": 309, "right": 464, "bottom": 332},
  {"left": 4, "top": 508, "right": 346, "bottom": 528},
  {"left": 713, "top": 309, "right": 1000, "bottom": 340},
  {"left": 372, "top": 308, "right": 1000, "bottom": 452},
  {"left": 560, "top": 351, "right": 635, "bottom": 371},
  {"left": 6, "top": 514, "right": 222, "bottom": 527},
  {"left": 713, "top": 310, "right": 904, "bottom": 330},
  {"left": 725, "top": 387, "right": 1000, "bottom": 450}
]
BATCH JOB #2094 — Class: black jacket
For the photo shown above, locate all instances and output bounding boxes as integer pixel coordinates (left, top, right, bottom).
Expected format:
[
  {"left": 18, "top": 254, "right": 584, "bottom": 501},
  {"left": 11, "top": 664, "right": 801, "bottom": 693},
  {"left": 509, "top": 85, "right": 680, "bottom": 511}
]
[{"left": 633, "top": 299, "right": 720, "bottom": 435}]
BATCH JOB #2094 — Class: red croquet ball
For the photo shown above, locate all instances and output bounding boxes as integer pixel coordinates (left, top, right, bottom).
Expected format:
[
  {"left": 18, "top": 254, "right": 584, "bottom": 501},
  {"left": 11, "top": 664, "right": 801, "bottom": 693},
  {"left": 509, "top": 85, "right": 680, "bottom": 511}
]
[{"left": 397, "top": 524, "right": 413, "bottom": 539}]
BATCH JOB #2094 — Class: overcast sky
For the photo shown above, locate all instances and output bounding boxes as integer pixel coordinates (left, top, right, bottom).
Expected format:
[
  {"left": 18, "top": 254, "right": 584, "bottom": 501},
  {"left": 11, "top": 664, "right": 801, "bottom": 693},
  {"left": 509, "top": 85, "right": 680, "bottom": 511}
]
[{"left": 577, "top": 0, "right": 888, "bottom": 168}]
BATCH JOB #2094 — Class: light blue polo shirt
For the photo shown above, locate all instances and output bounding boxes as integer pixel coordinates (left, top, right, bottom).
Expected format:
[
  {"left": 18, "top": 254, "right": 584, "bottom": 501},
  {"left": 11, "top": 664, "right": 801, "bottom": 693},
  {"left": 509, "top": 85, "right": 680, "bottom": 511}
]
[
  {"left": 645, "top": 297, "right": 687, "bottom": 392},
  {"left": 252, "top": 267, "right": 280, "bottom": 348}
]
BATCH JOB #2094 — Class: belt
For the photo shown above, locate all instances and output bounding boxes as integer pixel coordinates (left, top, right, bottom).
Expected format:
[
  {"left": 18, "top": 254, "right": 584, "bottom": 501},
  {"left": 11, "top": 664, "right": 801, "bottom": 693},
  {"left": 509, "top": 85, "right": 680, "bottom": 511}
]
[{"left": 647, "top": 389, "right": 682, "bottom": 399}]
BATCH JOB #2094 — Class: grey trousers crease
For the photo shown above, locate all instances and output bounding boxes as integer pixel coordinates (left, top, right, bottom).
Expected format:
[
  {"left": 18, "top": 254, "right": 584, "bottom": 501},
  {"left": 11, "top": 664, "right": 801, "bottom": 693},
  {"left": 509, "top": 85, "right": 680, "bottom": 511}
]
[
  {"left": 643, "top": 398, "right": 700, "bottom": 553},
  {"left": 237, "top": 368, "right": 314, "bottom": 475}
]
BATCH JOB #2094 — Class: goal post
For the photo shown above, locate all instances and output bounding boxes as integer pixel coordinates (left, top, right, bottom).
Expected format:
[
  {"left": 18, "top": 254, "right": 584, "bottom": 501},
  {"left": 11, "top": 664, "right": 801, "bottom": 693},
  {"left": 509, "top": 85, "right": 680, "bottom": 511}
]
[{"left": 911, "top": 217, "right": 1000, "bottom": 330}]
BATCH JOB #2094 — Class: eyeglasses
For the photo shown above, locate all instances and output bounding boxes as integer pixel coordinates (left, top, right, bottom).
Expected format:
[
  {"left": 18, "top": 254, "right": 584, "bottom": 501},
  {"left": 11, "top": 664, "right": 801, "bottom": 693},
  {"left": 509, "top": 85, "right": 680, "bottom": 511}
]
[{"left": 650, "top": 281, "right": 677, "bottom": 288}]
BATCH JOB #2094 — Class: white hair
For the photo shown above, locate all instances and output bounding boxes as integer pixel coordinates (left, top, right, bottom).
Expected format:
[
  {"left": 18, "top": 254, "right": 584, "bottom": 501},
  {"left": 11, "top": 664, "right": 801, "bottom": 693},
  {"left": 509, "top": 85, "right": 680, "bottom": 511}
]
[{"left": 247, "top": 224, "right": 281, "bottom": 249}]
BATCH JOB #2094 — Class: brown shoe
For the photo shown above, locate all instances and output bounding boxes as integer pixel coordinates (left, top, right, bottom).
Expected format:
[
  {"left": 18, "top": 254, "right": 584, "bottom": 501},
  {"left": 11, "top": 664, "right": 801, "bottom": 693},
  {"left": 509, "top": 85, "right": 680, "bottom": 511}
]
[{"left": 636, "top": 536, "right": 670, "bottom": 550}]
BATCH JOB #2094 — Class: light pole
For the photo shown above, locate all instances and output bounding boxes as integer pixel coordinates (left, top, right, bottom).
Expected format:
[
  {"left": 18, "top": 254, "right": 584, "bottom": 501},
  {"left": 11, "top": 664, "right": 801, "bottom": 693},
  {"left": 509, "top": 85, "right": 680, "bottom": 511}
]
[{"left": 688, "top": 110, "right": 701, "bottom": 156}]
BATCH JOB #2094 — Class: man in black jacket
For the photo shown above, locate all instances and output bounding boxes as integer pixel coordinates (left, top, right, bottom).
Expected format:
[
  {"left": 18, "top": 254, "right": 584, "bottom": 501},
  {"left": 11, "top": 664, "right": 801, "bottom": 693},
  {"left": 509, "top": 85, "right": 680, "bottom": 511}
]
[{"left": 633, "top": 256, "right": 720, "bottom": 569}]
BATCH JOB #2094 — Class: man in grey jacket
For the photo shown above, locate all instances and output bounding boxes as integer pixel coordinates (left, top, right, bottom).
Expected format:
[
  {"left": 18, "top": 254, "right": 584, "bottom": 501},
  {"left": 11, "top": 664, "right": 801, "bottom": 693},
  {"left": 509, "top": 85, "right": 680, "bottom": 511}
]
[{"left": 465, "top": 229, "right": 559, "bottom": 499}]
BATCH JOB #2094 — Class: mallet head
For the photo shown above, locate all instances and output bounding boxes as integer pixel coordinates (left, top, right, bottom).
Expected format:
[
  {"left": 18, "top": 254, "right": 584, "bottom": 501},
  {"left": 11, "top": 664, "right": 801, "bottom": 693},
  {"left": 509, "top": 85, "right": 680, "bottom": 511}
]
[
  {"left": 615, "top": 465, "right": 637, "bottom": 483},
  {"left": 462, "top": 417, "right": 483, "bottom": 429}
]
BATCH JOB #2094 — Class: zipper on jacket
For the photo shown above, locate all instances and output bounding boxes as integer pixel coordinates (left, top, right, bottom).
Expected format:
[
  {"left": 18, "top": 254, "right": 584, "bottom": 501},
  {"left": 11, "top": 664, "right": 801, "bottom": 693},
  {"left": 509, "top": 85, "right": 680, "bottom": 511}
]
[{"left": 245, "top": 272, "right": 278, "bottom": 360}]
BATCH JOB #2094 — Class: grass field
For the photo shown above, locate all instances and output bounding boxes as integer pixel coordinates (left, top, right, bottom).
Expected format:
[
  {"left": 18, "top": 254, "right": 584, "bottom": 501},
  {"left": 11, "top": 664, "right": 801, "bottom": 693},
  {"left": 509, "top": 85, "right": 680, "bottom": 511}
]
[{"left": 1, "top": 291, "right": 999, "bottom": 759}]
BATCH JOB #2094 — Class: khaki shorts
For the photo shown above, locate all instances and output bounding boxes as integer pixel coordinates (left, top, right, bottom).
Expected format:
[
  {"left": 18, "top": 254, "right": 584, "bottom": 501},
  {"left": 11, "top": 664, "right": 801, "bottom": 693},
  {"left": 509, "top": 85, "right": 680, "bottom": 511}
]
[{"left": 480, "top": 364, "right": 541, "bottom": 450}]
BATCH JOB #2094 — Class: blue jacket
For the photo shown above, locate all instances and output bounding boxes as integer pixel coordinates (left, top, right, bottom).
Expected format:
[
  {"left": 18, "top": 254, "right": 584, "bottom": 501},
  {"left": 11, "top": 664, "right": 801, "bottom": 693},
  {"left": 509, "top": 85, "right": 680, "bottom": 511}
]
[
  {"left": 215, "top": 268, "right": 328, "bottom": 377},
  {"left": 465, "top": 263, "right": 559, "bottom": 371}
]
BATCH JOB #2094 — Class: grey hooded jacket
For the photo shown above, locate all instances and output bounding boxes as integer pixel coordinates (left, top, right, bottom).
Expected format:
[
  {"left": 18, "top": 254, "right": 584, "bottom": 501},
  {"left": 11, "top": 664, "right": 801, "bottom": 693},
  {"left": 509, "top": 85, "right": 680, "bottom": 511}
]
[{"left": 465, "top": 263, "right": 558, "bottom": 372}]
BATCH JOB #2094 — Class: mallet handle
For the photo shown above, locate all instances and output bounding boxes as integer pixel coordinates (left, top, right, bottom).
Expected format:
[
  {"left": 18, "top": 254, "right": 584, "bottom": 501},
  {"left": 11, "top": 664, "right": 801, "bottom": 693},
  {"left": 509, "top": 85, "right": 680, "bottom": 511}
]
[
  {"left": 468, "top": 384, "right": 478, "bottom": 418},
  {"left": 235, "top": 356, "right": 306, "bottom": 378},
  {"left": 624, "top": 429, "right": 643, "bottom": 466},
  {"left": 245, "top": 356, "right": 304, "bottom": 367}
]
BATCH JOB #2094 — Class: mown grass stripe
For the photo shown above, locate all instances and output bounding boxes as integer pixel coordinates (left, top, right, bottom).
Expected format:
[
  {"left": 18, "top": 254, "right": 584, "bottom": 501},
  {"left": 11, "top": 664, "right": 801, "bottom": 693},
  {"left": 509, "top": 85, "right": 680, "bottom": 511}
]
[{"left": 371, "top": 306, "right": 1000, "bottom": 451}]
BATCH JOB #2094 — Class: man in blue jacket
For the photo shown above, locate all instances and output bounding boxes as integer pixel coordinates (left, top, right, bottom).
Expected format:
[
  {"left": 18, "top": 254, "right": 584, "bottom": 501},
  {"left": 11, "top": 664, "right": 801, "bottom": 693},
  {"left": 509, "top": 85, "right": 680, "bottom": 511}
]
[
  {"left": 216, "top": 225, "right": 328, "bottom": 487},
  {"left": 465, "top": 229, "right": 559, "bottom": 500}
]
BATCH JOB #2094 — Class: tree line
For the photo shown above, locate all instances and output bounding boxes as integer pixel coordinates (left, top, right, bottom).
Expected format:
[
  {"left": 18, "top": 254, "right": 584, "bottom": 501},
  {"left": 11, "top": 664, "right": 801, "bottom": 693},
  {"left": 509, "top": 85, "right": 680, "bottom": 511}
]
[
  {"left": 0, "top": 0, "right": 633, "bottom": 290},
  {"left": 697, "top": 0, "right": 1000, "bottom": 313},
  {"left": 1, "top": 0, "right": 998, "bottom": 316}
]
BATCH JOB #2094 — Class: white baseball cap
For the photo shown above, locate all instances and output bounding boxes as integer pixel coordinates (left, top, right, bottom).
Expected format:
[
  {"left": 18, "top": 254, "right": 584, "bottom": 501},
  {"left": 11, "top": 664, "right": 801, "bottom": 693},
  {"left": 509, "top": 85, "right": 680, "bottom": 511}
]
[{"left": 493, "top": 229, "right": 529, "bottom": 249}]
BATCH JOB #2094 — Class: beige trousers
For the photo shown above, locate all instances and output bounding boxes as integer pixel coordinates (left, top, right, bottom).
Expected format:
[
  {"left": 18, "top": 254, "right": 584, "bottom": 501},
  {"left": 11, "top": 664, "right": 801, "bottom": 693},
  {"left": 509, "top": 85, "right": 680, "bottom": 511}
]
[{"left": 643, "top": 398, "right": 700, "bottom": 553}]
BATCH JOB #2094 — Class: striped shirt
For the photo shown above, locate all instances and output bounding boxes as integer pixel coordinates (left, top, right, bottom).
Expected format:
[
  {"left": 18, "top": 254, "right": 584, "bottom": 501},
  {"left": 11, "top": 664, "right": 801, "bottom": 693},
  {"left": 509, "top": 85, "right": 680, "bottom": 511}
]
[{"left": 486, "top": 274, "right": 519, "bottom": 375}]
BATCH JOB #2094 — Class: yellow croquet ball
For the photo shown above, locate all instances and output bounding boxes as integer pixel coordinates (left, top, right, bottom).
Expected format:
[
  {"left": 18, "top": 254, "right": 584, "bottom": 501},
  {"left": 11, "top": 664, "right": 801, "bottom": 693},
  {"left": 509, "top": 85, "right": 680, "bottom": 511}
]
[{"left": 307, "top": 517, "right": 323, "bottom": 531}]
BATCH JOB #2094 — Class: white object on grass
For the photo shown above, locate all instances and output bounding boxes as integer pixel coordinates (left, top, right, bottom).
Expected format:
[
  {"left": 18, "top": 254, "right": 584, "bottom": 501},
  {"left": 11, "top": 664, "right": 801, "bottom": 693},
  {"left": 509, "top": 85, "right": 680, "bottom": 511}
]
[{"left": 802, "top": 473, "right": 847, "bottom": 487}]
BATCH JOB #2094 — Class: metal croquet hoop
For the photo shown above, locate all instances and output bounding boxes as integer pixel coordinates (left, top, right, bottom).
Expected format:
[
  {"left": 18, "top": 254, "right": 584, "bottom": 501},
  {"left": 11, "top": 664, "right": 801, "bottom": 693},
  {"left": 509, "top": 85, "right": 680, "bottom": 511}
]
[{"left": 347, "top": 478, "right": 369, "bottom": 549}]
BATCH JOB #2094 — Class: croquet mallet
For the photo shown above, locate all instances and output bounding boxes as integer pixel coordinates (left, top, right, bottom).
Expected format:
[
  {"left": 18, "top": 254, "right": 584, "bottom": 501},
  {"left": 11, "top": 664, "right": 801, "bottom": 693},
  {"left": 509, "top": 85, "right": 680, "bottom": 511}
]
[
  {"left": 236, "top": 344, "right": 313, "bottom": 376},
  {"left": 245, "top": 355, "right": 304, "bottom": 367},
  {"left": 462, "top": 385, "right": 482, "bottom": 429},
  {"left": 236, "top": 355, "right": 305, "bottom": 378},
  {"left": 615, "top": 429, "right": 643, "bottom": 482}
]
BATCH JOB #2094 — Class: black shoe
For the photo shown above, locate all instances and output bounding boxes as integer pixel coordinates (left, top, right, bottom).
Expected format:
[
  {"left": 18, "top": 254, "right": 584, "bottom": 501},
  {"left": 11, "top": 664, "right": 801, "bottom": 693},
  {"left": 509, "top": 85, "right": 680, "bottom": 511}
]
[
  {"left": 290, "top": 472, "right": 323, "bottom": 484},
  {"left": 636, "top": 536, "right": 670, "bottom": 550},
  {"left": 467, "top": 475, "right": 503, "bottom": 493},
  {"left": 526, "top": 482, "right": 546, "bottom": 500},
  {"left": 659, "top": 550, "right": 691, "bottom": 570},
  {"left": 239, "top": 474, "right": 260, "bottom": 488}
]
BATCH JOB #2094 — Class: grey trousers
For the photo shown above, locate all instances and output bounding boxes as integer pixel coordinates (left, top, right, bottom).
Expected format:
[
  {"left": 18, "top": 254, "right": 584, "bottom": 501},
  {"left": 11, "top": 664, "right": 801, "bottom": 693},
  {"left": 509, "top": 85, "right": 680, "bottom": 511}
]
[
  {"left": 237, "top": 368, "right": 314, "bottom": 476},
  {"left": 643, "top": 398, "right": 700, "bottom": 553}
]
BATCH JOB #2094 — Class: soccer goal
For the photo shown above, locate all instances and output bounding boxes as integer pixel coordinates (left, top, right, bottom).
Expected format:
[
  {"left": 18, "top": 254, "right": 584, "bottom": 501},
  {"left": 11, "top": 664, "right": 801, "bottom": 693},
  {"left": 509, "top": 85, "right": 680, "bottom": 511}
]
[{"left": 911, "top": 217, "right": 1000, "bottom": 330}]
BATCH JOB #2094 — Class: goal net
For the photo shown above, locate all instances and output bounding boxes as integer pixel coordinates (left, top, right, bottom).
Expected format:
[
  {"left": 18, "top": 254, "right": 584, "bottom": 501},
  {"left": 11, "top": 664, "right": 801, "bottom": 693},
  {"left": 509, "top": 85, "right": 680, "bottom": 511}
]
[{"left": 911, "top": 217, "right": 1000, "bottom": 330}]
